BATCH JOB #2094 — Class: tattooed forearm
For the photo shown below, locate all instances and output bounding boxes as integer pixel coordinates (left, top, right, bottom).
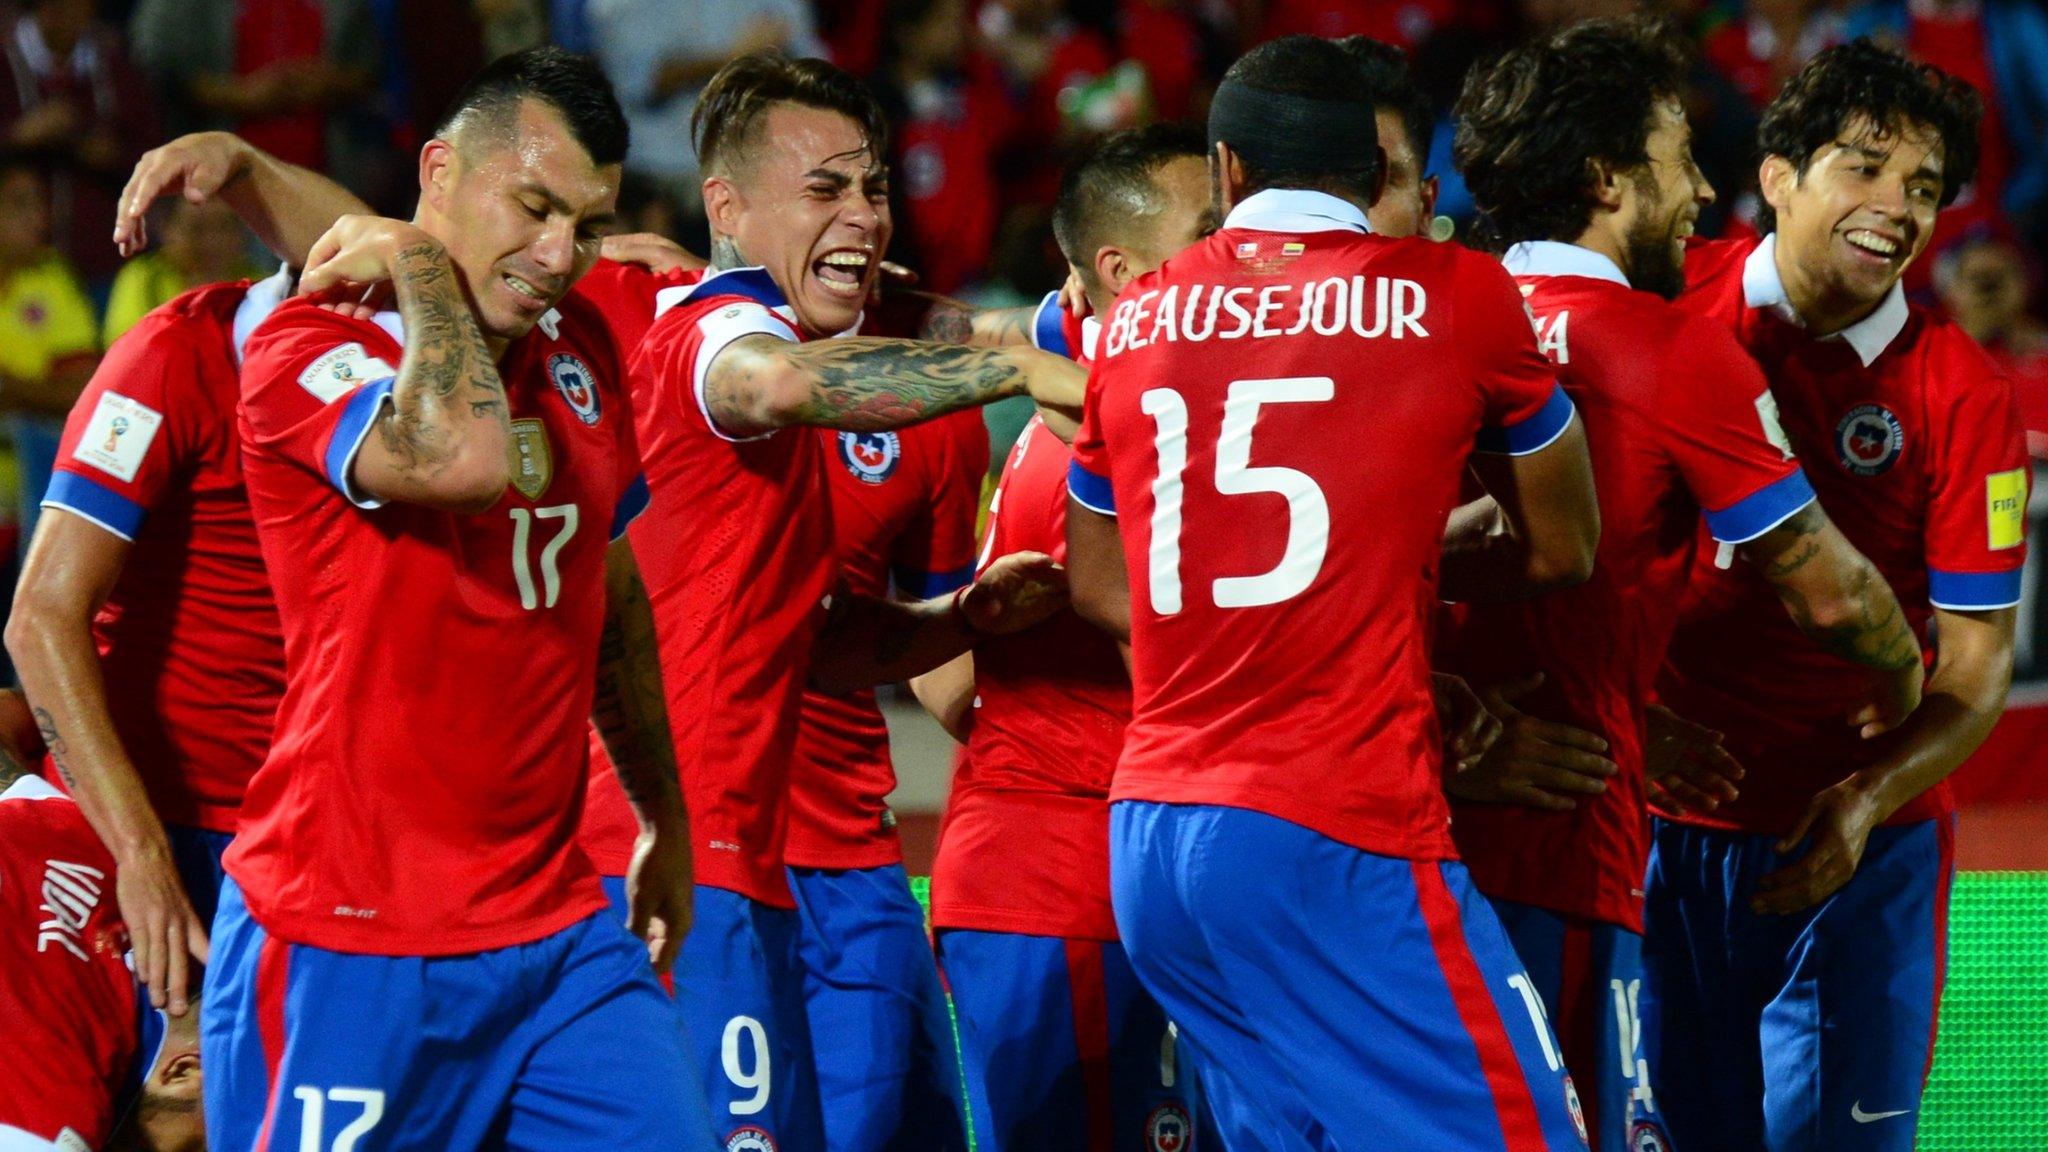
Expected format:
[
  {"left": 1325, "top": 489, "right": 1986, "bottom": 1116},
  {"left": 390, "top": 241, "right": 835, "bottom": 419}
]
[
  {"left": 709, "top": 338, "right": 1028, "bottom": 432},
  {"left": 918, "top": 299, "right": 975, "bottom": 345},
  {"left": 31, "top": 706, "right": 75, "bottom": 791},
  {"left": 1746, "top": 504, "right": 1921, "bottom": 671},
  {"left": 592, "top": 549, "right": 684, "bottom": 823},
  {"left": 1785, "top": 564, "right": 1922, "bottom": 670},
  {"left": 376, "top": 241, "right": 507, "bottom": 474}
]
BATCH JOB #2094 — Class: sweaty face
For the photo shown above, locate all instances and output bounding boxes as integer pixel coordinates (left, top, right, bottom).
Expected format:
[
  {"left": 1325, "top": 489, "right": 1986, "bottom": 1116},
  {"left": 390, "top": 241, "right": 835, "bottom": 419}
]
[
  {"left": 1136, "top": 155, "right": 1219, "bottom": 271},
  {"left": 1620, "top": 98, "right": 1713, "bottom": 300},
  {"left": 1366, "top": 108, "right": 1434, "bottom": 239},
  {"left": 426, "top": 99, "right": 620, "bottom": 344},
  {"left": 1766, "top": 115, "right": 1944, "bottom": 310},
  {"left": 716, "top": 104, "right": 891, "bottom": 338}
]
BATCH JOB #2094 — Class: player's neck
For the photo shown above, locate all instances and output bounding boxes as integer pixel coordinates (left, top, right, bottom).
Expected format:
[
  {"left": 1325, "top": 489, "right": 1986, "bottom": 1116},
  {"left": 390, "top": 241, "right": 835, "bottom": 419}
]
[
  {"left": 1567, "top": 225, "right": 1630, "bottom": 284},
  {"left": 1772, "top": 237, "right": 1888, "bottom": 338},
  {"left": 709, "top": 233, "right": 747, "bottom": 273}
]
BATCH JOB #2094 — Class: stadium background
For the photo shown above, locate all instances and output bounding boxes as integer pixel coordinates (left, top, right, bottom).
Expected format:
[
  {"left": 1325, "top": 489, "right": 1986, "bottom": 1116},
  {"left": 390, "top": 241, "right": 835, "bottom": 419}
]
[{"left": 1, "top": 0, "right": 2042, "bottom": 1145}]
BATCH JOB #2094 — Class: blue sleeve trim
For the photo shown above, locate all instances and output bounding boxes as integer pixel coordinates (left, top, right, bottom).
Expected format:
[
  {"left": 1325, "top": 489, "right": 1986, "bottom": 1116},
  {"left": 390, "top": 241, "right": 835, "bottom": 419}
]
[
  {"left": 895, "top": 562, "right": 976, "bottom": 599},
  {"left": 1475, "top": 384, "right": 1575, "bottom": 456},
  {"left": 42, "top": 472, "right": 145, "bottom": 541},
  {"left": 1068, "top": 460, "right": 1117, "bottom": 516},
  {"left": 1032, "top": 291, "right": 1069, "bottom": 358},
  {"left": 610, "top": 474, "right": 650, "bottom": 540},
  {"left": 1703, "top": 469, "right": 1818, "bottom": 544},
  {"left": 1929, "top": 567, "right": 2024, "bottom": 611},
  {"left": 323, "top": 378, "right": 396, "bottom": 508}
]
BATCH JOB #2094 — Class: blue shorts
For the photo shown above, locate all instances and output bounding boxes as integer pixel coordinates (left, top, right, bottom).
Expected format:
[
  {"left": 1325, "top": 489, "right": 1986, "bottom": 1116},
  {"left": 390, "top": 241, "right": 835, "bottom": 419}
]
[
  {"left": 1641, "top": 817, "right": 1952, "bottom": 1152},
  {"left": 606, "top": 877, "right": 823, "bottom": 1152},
  {"left": 937, "top": 929, "right": 1200, "bottom": 1152},
  {"left": 787, "top": 863, "right": 967, "bottom": 1152},
  {"left": 201, "top": 876, "right": 700, "bottom": 1152},
  {"left": 166, "top": 824, "right": 234, "bottom": 928},
  {"left": 1490, "top": 900, "right": 1672, "bottom": 1152},
  {"left": 1111, "top": 801, "right": 1589, "bottom": 1152}
]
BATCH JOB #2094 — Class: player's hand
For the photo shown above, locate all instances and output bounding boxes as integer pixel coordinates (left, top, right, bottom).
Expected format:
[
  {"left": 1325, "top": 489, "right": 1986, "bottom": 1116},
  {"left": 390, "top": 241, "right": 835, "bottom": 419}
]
[
  {"left": 959, "top": 552, "right": 1068, "bottom": 635},
  {"left": 117, "top": 836, "right": 211, "bottom": 1017},
  {"left": 299, "top": 215, "right": 440, "bottom": 298},
  {"left": 1020, "top": 350, "right": 1087, "bottom": 419},
  {"left": 1431, "top": 672, "right": 1501, "bottom": 771},
  {"left": 1058, "top": 269, "right": 1091, "bottom": 319},
  {"left": 113, "top": 131, "right": 255, "bottom": 256},
  {"left": 1851, "top": 660, "right": 1924, "bottom": 740},
  {"left": 1643, "top": 703, "right": 1743, "bottom": 814},
  {"left": 598, "top": 232, "right": 705, "bottom": 276},
  {"left": 1444, "top": 674, "right": 1616, "bottom": 812},
  {"left": 1752, "top": 778, "right": 1882, "bottom": 915},
  {"left": 624, "top": 823, "right": 693, "bottom": 975}
]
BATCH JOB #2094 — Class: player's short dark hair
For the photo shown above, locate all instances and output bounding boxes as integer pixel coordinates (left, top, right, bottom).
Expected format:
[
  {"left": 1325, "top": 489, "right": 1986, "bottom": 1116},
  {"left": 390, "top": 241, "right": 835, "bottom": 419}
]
[
  {"left": 1052, "top": 121, "right": 1207, "bottom": 278},
  {"left": 1753, "top": 38, "right": 1981, "bottom": 233},
  {"left": 1334, "top": 36, "right": 1434, "bottom": 170},
  {"left": 1214, "top": 35, "right": 1380, "bottom": 202},
  {"left": 432, "top": 46, "right": 629, "bottom": 167},
  {"left": 1451, "top": 15, "right": 1691, "bottom": 252},
  {"left": 693, "top": 53, "right": 889, "bottom": 178}
]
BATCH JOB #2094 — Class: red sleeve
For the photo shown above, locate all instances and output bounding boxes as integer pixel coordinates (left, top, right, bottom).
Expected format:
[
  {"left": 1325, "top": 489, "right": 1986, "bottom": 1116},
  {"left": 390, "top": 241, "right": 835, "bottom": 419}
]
[
  {"left": 1924, "top": 339, "right": 2031, "bottom": 610},
  {"left": 1455, "top": 253, "right": 1573, "bottom": 453},
  {"left": 238, "top": 301, "right": 404, "bottom": 509},
  {"left": 891, "top": 411, "right": 990, "bottom": 597},
  {"left": 573, "top": 259, "right": 664, "bottom": 353},
  {"left": 1068, "top": 353, "right": 1117, "bottom": 515},
  {"left": 43, "top": 315, "right": 207, "bottom": 541},
  {"left": 1655, "top": 314, "right": 1816, "bottom": 544}
]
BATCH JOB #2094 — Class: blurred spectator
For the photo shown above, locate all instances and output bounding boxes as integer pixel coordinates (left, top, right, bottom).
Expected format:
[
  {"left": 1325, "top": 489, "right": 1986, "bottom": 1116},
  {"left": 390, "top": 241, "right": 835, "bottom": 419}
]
[
  {"left": 586, "top": 0, "right": 822, "bottom": 216},
  {"left": 475, "top": 0, "right": 546, "bottom": 61},
  {"left": 1934, "top": 229, "right": 2048, "bottom": 453},
  {"left": 875, "top": 0, "right": 1012, "bottom": 294},
  {"left": 1698, "top": 0, "right": 1847, "bottom": 110},
  {"left": 1247, "top": 0, "right": 1462, "bottom": 49},
  {"left": 979, "top": 0, "right": 1115, "bottom": 160},
  {"left": 127, "top": 0, "right": 377, "bottom": 180},
  {"left": 0, "top": 0, "right": 155, "bottom": 284},
  {"left": 102, "top": 197, "right": 261, "bottom": 345},
  {"left": 0, "top": 158, "right": 98, "bottom": 558},
  {"left": 1116, "top": 0, "right": 1207, "bottom": 120},
  {"left": 615, "top": 171, "right": 682, "bottom": 241}
]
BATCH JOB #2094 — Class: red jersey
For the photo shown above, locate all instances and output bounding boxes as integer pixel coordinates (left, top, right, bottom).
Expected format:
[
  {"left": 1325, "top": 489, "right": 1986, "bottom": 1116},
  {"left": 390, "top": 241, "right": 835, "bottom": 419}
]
[
  {"left": 233, "top": 292, "right": 641, "bottom": 955},
  {"left": 892, "top": 57, "right": 1012, "bottom": 295},
  {"left": 43, "top": 273, "right": 291, "bottom": 833},
  {"left": 1441, "top": 242, "right": 1815, "bottom": 931},
  {"left": 1661, "top": 236, "right": 2030, "bottom": 834},
  {"left": 934, "top": 414, "right": 1131, "bottom": 940},
  {"left": 0, "top": 776, "right": 137, "bottom": 1149},
  {"left": 783, "top": 411, "right": 987, "bottom": 871},
  {"left": 1069, "top": 189, "right": 1572, "bottom": 861},
  {"left": 582, "top": 268, "right": 829, "bottom": 907},
  {"left": 573, "top": 257, "right": 698, "bottom": 353}
]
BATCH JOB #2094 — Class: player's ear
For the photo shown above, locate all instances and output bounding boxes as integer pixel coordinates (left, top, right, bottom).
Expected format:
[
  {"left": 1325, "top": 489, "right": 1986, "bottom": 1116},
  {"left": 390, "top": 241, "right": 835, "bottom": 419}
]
[
  {"left": 1096, "top": 245, "right": 1134, "bottom": 297},
  {"left": 1213, "top": 142, "right": 1246, "bottom": 215},
  {"left": 1759, "top": 154, "right": 1797, "bottom": 221},
  {"left": 1420, "top": 174, "right": 1440, "bottom": 222},
  {"left": 1589, "top": 157, "right": 1626, "bottom": 213},
  {"left": 419, "top": 138, "right": 456, "bottom": 212},
  {"left": 703, "top": 175, "right": 743, "bottom": 240}
]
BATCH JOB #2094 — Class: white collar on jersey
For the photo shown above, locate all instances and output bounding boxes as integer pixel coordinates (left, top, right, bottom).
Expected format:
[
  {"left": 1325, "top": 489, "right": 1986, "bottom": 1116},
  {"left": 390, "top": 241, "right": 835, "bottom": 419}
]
[
  {"left": 1224, "top": 188, "right": 1371, "bottom": 235},
  {"left": 1500, "top": 240, "right": 1629, "bottom": 287},
  {"left": 1741, "top": 232, "right": 1908, "bottom": 367},
  {"left": 1, "top": 774, "right": 63, "bottom": 802},
  {"left": 1080, "top": 315, "right": 1101, "bottom": 360},
  {"left": 232, "top": 264, "right": 296, "bottom": 364}
]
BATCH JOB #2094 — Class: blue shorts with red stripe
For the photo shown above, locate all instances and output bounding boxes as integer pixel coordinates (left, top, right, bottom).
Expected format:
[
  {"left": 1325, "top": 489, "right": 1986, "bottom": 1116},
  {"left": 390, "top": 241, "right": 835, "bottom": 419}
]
[
  {"left": 201, "top": 876, "right": 704, "bottom": 1152},
  {"left": 786, "top": 863, "right": 967, "bottom": 1152},
  {"left": 167, "top": 824, "right": 233, "bottom": 928},
  {"left": 1489, "top": 900, "right": 1673, "bottom": 1152},
  {"left": 1111, "top": 801, "right": 1590, "bottom": 1152},
  {"left": 604, "top": 877, "right": 824, "bottom": 1152},
  {"left": 1640, "top": 816, "right": 1953, "bottom": 1152},
  {"left": 936, "top": 929, "right": 1200, "bottom": 1152}
]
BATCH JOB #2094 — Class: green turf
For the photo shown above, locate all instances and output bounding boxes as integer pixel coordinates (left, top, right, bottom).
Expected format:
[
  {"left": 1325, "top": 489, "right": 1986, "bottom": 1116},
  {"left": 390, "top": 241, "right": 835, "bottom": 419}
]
[{"left": 909, "top": 871, "right": 2044, "bottom": 1149}]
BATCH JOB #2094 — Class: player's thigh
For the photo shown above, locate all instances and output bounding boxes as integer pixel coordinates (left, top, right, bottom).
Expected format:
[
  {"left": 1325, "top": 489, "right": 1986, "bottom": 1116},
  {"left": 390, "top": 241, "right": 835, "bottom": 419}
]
[
  {"left": 497, "top": 911, "right": 714, "bottom": 1151},
  {"left": 1100, "top": 939, "right": 1202, "bottom": 1152},
  {"left": 202, "top": 879, "right": 524, "bottom": 1152},
  {"left": 1177, "top": 815, "right": 1587, "bottom": 1152},
  {"left": 165, "top": 824, "right": 233, "bottom": 928},
  {"left": 1760, "top": 819, "right": 1949, "bottom": 1152},
  {"left": 937, "top": 929, "right": 1084, "bottom": 1152}
]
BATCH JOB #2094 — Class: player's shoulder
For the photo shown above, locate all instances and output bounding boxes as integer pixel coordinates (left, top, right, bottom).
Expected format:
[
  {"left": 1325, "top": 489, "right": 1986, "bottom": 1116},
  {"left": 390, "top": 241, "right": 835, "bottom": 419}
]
[
  {"left": 1901, "top": 305, "right": 2008, "bottom": 398},
  {"left": 246, "top": 293, "right": 401, "bottom": 357},
  {"left": 111, "top": 279, "right": 252, "bottom": 359},
  {"left": 644, "top": 266, "right": 798, "bottom": 351},
  {"left": 1682, "top": 235, "right": 1757, "bottom": 294}
]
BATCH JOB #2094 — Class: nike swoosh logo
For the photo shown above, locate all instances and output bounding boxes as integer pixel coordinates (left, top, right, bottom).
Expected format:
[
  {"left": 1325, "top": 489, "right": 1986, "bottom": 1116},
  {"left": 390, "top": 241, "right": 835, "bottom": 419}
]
[{"left": 1851, "top": 1102, "right": 1912, "bottom": 1123}]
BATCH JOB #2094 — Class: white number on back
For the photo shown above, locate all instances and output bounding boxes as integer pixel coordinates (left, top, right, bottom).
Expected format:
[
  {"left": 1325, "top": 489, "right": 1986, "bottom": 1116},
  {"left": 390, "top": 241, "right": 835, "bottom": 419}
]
[
  {"left": 293, "top": 1086, "right": 385, "bottom": 1152},
  {"left": 508, "top": 503, "right": 579, "bottom": 610},
  {"left": 722, "top": 1014, "right": 772, "bottom": 1115}
]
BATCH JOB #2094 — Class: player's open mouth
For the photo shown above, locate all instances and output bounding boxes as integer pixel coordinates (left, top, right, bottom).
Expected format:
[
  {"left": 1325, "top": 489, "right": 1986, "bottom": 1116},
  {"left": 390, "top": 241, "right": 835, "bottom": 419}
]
[
  {"left": 503, "top": 272, "right": 555, "bottom": 310},
  {"left": 813, "top": 250, "right": 871, "bottom": 298},
  {"left": 1843, "top": 228, "right": 1903, "bottom": 263}
]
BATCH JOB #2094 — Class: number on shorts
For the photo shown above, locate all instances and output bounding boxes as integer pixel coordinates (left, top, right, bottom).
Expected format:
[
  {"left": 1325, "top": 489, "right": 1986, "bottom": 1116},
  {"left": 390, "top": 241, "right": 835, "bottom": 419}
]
[
  {"left": 1610, "top": 977, "right": 1659, "bottom": 1114},
  {"left": 722, "top": 1015, "right": 772, "bottom": 1115},
  {"left": 1506, "top": 973, "right": 1563, "bottom": 1072},
  {"left": 293, "top": 1086, "right": 385, "bottom": 1152}
]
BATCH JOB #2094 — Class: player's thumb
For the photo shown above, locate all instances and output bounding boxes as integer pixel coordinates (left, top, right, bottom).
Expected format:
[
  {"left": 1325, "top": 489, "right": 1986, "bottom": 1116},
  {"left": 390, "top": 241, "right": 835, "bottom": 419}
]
[{"left": 1489, "top": 672, "right": 1545, "bottom": 710}]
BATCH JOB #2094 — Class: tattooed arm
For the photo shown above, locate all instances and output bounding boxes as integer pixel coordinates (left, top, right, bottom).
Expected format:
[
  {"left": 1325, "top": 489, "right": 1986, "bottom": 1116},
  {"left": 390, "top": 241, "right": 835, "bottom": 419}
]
[
  {"left": 592, "top": 537, "right": 692, "bottom": 972},
  {"left": 703, "top": 333, "right": 1085, "bottom": 439},
  {"left": 1740, "top": 501, "right": 1923, "bottom": 734},
  {"left": 912, "top": 296, "right": 1039, "bottom": 347},
  {"left": 297, "top": 216, "right": 512, "bottom": 512}
]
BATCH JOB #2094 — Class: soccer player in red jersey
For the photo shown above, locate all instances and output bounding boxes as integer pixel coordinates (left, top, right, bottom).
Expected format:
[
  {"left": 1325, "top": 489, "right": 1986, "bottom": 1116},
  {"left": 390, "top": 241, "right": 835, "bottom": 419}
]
[
  {"left": 0, "top": 690, "right": 206, "bottom": 1152},
  {"left": 1445, "top": 20, "right": 1927, "bottom": 1152},
  {"left": 1646, "top": 38, "right": 2015, "bottom": 1147},
  {"left": 1066, "top": 36, "right": 1602, "bottom": 1152},
  {"left": 582, "top": 54, "right": 1081, "bottom": 1150},
  {"left": 210, "top": 50, "right": 706, "bottom": 1151},
  {"left": 1644, "top": 42, "right": 2028, "bottom": 1152}
]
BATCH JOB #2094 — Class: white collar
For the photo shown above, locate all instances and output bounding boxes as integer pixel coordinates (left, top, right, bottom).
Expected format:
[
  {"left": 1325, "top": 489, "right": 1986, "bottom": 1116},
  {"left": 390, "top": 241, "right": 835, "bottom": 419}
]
[
  {"left": 1, "top": 774, "right": 63, "bottom": 802},
  {"left": 232, "top": 265, "right": 296, "bottom": 364},
  {"left": 1224, "top": 188, "right": 1371, "bottom": 236},
  {"left": 1500, "top": 241, "right": 1629, "bottom": 287},
  {"left": 1080, "top": 315, "right": 1101, "bottom": 360},
  {"left": 1742, "top": 232, "right": 1908, "bottom": 367}
]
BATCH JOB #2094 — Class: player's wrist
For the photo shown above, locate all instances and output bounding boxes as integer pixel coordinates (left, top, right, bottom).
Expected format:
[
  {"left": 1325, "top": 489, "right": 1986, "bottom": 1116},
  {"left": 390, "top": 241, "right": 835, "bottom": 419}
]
[{"left": 951, "top": 583, "right": 995, "bottom": 638}]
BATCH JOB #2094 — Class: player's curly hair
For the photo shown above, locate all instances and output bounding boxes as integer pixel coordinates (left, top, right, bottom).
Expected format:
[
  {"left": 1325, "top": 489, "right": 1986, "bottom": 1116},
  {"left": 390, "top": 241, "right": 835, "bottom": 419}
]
[
  {"left": 693, "top": 53, "right": 890, "bottom": 179},
  {"left": 1451, "top": 14, "right": 1692, "bottom": 253},
  {"left": 1753, "top": 38, "right": 1982, "bottom": 233}
]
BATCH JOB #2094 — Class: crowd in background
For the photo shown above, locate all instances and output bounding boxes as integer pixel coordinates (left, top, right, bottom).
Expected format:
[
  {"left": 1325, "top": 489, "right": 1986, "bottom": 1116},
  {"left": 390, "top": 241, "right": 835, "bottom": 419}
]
[{"left": 0, "top": 0, "right": 2044, "bottom": 565}]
